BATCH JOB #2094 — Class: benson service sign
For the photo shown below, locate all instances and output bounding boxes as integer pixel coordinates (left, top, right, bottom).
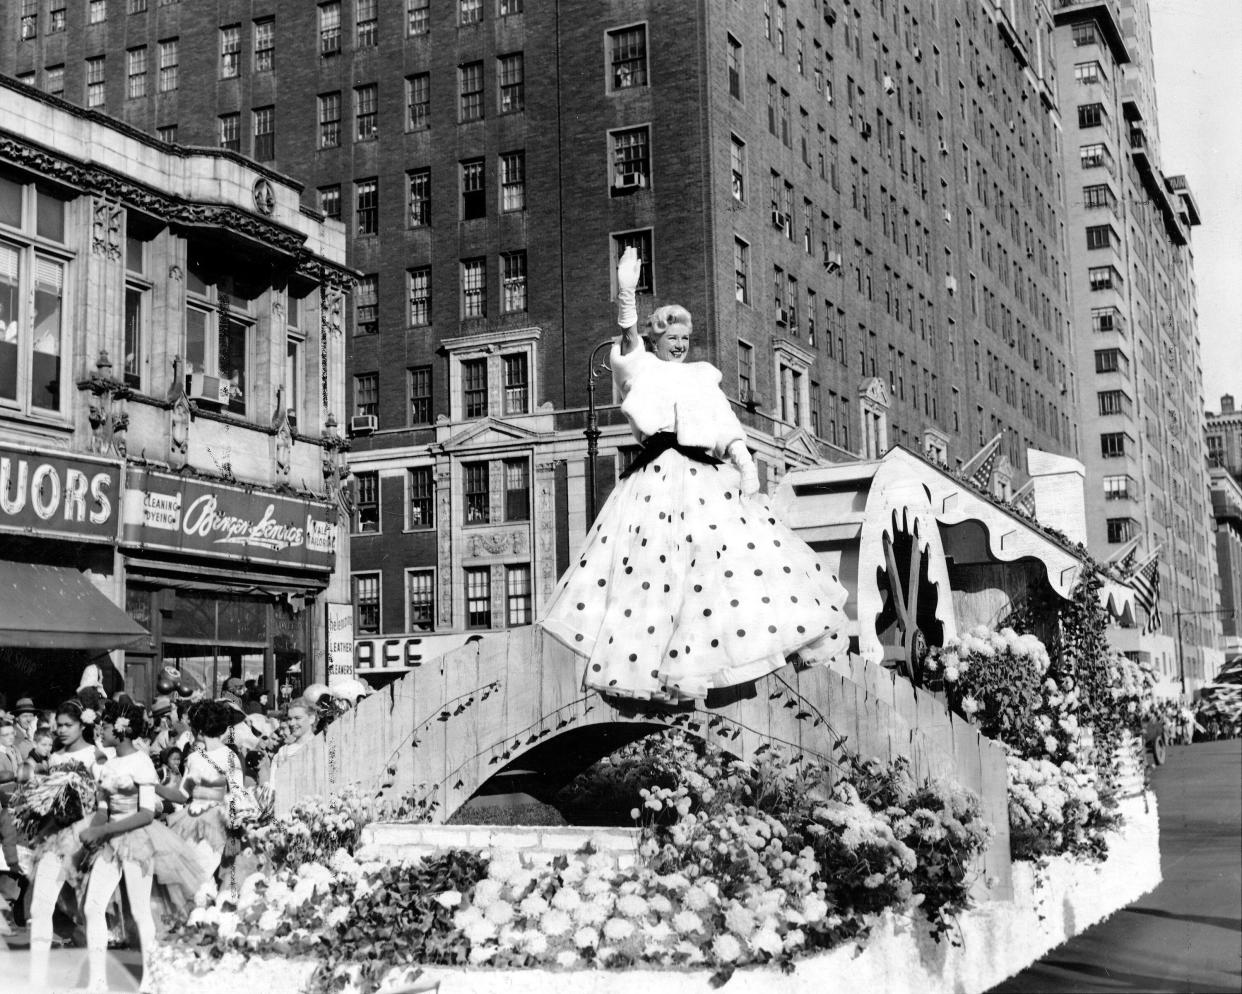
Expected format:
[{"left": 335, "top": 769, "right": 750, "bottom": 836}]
[
  {"left": 123, "top": 468, "right": 337, "bottom": 571},
  {"left": 0, "top": 443, "right": 121, "bottom": 544}
]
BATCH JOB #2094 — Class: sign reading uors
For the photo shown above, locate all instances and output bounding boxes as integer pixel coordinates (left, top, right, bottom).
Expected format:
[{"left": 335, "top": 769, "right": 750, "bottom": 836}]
[
  {"left": 123, "top": 468, "right": 337, "bottom": 571},
  {"left": 0, "top": 443, "right": 120, "bottom": 543}
]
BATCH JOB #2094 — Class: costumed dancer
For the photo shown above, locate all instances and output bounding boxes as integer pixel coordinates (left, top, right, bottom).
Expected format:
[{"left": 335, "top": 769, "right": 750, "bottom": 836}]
[
  {"left": 79, "top": 701, "right": 203, "bottom": 992},
  {"left": 25, "top": 699, "right": 101, "bottom": 989},
  {"left": 539, "top": 247, "right": 848, "bottom": 701}
]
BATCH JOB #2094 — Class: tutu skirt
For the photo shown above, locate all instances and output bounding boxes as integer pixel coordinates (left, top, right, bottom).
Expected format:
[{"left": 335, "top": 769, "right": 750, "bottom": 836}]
[
  {"left": 88, "top": 819, "right": 206, "bottom": 915},
  {"left": 540, "top": 444, "right": 848, "bottom": 701},
  {"left": 166, "top": 801, "right": 229, "bottom": 851}
]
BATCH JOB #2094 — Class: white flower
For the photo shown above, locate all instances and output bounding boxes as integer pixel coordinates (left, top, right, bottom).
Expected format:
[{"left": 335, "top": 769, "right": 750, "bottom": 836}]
[
  {"left": 518, "top": 893, "right": 549, "bottom": 918},
  {"left": 672, "top": 910, "right": 703, "bottom": 934},
  {"left": 616, "top": 893, "right": 648, "bottom": 918},
  {"left": 961, "top": 696, "right": 980, "bottom": 716},
  {"left": 573, "top": 926, "right": 599, "bottom": 950},
  {"left": 215, "top": 911, "right": 240, "bottom": 939},
  {"left": 468, "top": 945, "right": 495, "bottom": 965},
  {"left": 554, "top": 950, "right": 579, "bottom": 969},
  {"left": 602, "top": 917, "right": 635, "bottom": 942},
  {"left": 800, "top": 893, "right": 828, "bottom": 923},
  {"left": 943, "top": 666, "right": 960, "bottom": 682},
  {"left": 539, "top": 908, "right": 573, "bottom": 937},
  {"left": 643, "top": 920, "right": 674, "bottom": 944},
  {"left": 551, "top": 887, "right": 582, "bottom": 912},
  {"left": 580, "top": 874, "right": 613, "bottom": 897},
  {"left": 113, "top": 716, "right": 130, "bottom": 733},
  {"left": 463, "top": 916, "right": 498, "bottom": 945},
  {"left": 752, "top": 928, "right": 784, "bottom": 957},
  {"left": 435, "top": 890, "right": 462, "bottom": 910},
  {"left": 326, "top": 905, "right": 350, "bottom": 928},
  {"left": 79, "top": 708, "right": 97, "bottom": 725},
  {"left": 1044, "top": 735, "right": 1059, "bottom": 755},
  {"left": 257, "top": 909, "right": 281, "bottom": 933},
  {"left": 523, "top": 931, "right": 549, "bottom": 956},
  {"left": 674, "top": 940, "right": 707, "bottom": 965},
  {"left": 711, "top": 933, "right": 743, "bottom": 963},
  {"left": 483, "top": 900, "right": 515, "bottom": 925},
  {"left": 647, "top": 893, "right": 673, "bottom": 915},
  {"left": 783, "top": 928, "right": 806, "bottom": 951},
  {"left": 472, "top": 878, "right": 503, "bottom": 908},
  {"left": 573, "top": 898, "right": 609, "bottom": 926}
]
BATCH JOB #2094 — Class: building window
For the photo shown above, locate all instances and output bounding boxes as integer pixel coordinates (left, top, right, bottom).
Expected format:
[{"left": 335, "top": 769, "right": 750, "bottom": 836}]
[
  {"left": 462, "top": 356, "right": 487, "bottom": 417},
  {"left": 356, "top": 178, "right": 378, "bottom": 236},
  {"left": 1072, "top": 23, "right": 1100, "bottom": 47},
  {"left": 253, "top": 18, "right": 275, "bottom": 72},
  {"left": 461, "top": 159, "right": 485, "bottom": 219},
  {"left": 156, "top": 124, "right": 176, "bottom": 142},
  {"left": 20, "top": 0, "right": 37, "bottom": 39},
  {"left": 128, "top": 0, "right": 147, "bottom": 12},
  {"left": 319, "top": 2, "right": 341, "bottom": 55},
  {"left": 734, "top": 238, "right": 750, "bottom": 304},
  {"left": 50, "top": 4, "right": 66, "bottom": 32},
  {"left": 0, "top": 228, "right": 66, "bottom": 413},
  {"left": 1080, "top": 143, "right": 1107, "bottom": 169},
  {"left": 407, "top": 468, "right": 434, "bottom": 530},
  {"left": 1095, "top": 348, "right": 1126, "bottom": 373},
  {"left": 1088, "top": 266, "right": 1118, "bottom": 291},
  {"left": 407, "top": 0, "right": 429, "bottom": 35},
  {"left": 1077, "top": 103, "right": 1104, "bottom": 129},
  {"left": 184, "top": 287, "right": 249, "bottom": 417},
  {"left": 408, "top": 267, "right": 431, "bottom": 326},
  {"left": 1091, "top": 306, "right": 1121, "bottom": 332},
  {"left": 127, "top": 46, "right": 147, "bottom": 99},
  {"left": 407, "top": 569, "right": 434, "bottom": 630},
  {"left": 1106, "top": 517, "right": 1134, "bottom": 544},
  {"left": 608, "top": 24, "right": 648, "bottom": 91},
  {"left": 503, "top": 351, "right": 528, "bottom": 412},
  {"left": 464, "top": 461, "right": 489, "bottom": 523},
  {"left": 1097, "top": 389, "right": 1129, "bottom": 416},
  {"left": 218, "top": 113, "right": 240, "bottom": 151},
  {"left": 86, "top": 56, "right": 106, "bottom": 107},
  {"left": 1086, "top": 224, "right": 1113, "bottom": 250},
  {"left": 1100, "top": 432, "right": 1127, "bottom": 458},
  {"left": 407, "top": 169, "right": 431, "bottom": 227},
  {"left": 727, "top": 34, "right": 743, "bottom": 99},
  {"left": 354, "top": 372, "right": 378, "bottom": 416},
  {"left": 353, "top": 472, "right": 379, "bottom": 533},
  {"left": 498, "top": 53, "right": 524, "bottom": 113},
  {"left": 407, "top": 73, "right": 430, "bottom": 130},
  {"left": 252, "top": 106, "right": 275, "bottom": 161},
  {"left": 220, "top": 24, "right": 240, "bottom": 78},
  {"left": 353, "top": 275, "right": 378, "bottom": 336},
  {"left": 730, "top": 135, "right": 746, "bottom": 202},
  {"left": 612, "top": 230, "right": 653, "bottom": 293},
  {"left": 502, "top": 252, "right": 527, "bottom": 315},
  {"left": 465, "top": 566, "right": 491, "bottom": 628},
  {"left": 355, "top": 84, "right": 378, "bottom": 141},
  {"left": 319, "top": 185, "right": 341, "bottom": 220},
  {"left": 408, "top": 365, "right": 432, "bottom": 424},
  {"left": 504, "top": 458, "right": 530, "bottom": 521},
  {"left": 1074, "top": 61, "right": 1103, "bottom": 85},
  {"left": 459, "top": 61, "right": 484, "bottom": 122},
  {"left": 352, "top": 573, "right": 380, "bottom": 633},
  {"left": 460, "top": 0, "right": 483, "bottom": 25},
  {"left": 1103, "top": 474, "right": 1132, "bottom": 500},
  {"left": 158, "top": 38, "right": 178, "bottom": 91},
  {"left": 1083, "top": 184, "right": 1114, "bottom": 210},
  {"left": 461, "top": 257, "right": 488, "bottom": 318},
  {"left": 610, "top": 126, "right": 650, "bottom": 194},
  {"left": 356, "top": 0, "right": 378, "bottom": 47},
  {"left": 500, "top": 152, "right": 525, "bottom": 212},
  {"left": 89, "top": 0, "right": 107, "bottom": 25},
  {"left": 738, "top": 340, "right": 754, "bottom": 399},
  {"left": 319, "top": 92, "right": 341, "bottom": 148},
  {"left": 285, "top": 334, "right": 302, "bottom": 423},
  {"left": 500, "top": 0, "right": 523, "bottom": 15},
  {"left": 506, "top": 564, "right": 532, "bottom": 626},
  {"left": 46, "top": 64, "right": 65, "bottom": 96}
]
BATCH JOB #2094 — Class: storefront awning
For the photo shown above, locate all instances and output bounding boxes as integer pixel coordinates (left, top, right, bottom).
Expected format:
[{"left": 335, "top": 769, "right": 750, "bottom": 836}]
[{"left": 0, "top": 561, "right": 149, "bottom": 650}]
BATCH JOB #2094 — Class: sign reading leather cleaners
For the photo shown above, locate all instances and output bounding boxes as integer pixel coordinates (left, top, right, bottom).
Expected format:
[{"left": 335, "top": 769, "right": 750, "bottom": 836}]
[
  {"left": 0, "top": 443, "right": 121, "bottom": 543},
  {"left": 122, "top": 467, "right": 337, "bottom": 570},
  {"left": 326, "top": 602, "right": 354, "bottom": 682}
]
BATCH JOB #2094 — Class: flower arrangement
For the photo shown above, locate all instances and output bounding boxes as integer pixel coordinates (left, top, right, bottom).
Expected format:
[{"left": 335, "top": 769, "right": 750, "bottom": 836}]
[
  {"left": 9, "top": 760, "right": 98, "bottom": 836},
  {"left": 1006, "top": 755, "right": 1118, "bottom": 861}
]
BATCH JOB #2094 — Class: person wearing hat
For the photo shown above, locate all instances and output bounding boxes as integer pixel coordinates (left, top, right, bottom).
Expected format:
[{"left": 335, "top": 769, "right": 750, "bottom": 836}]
[
  {"left": 220, "top": 677, "right": 247, "bottom": 713},
  {"left": 12, "top": 697, "right": 39, "bottom": 761},
  {"left": 148, "top": 696, "right": 175, "bottom": 755}
]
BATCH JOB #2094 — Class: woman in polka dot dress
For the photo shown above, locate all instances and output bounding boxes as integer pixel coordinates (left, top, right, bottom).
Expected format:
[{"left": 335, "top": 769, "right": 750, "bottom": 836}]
[{"left": 539, "top": 248, "right": 848, "bottom": 702}]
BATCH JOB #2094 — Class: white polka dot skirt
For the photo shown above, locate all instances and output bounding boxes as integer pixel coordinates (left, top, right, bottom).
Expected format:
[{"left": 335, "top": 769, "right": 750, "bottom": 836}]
[{"left": 539, "top": 448, "right": 848, "bottom": 702}]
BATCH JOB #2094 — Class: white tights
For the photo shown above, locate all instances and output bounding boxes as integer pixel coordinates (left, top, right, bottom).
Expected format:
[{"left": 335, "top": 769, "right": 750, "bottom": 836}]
[
  {"left": 28, "top": 851, "right": 70, "bottom": 988},
  {"left": 83, "top": 857, "right": 156, "bottom": 991}
]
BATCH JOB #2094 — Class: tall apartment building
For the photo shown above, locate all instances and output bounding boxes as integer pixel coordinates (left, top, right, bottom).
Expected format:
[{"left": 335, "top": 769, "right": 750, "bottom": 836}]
[
  {"left": 1052, "top": 0, "right": 1221, "bottom": 695},
  {"left": 3, "top": 1, "right": 1078, "bottom": 663},
  {"left": 1206, "top": 393, "right": 1242, "bottom": 484}
]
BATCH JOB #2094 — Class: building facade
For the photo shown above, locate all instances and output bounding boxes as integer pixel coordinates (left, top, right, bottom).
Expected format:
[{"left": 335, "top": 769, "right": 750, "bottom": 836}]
[
  {"left": 1052, "top": 0, "right": 1221, "bottom": 695},
  {"left": 1206, "top": 393, "right": 1242, "bottom": 485},
  {"left": 0, "top": 76, "right": 352, "bottom": 705},
  {"left": 3, "top": 1, "right": 1084, "bottom": 673},
  {"left": 1209, "top": 467, "right": 1242, "bottom": 662}
]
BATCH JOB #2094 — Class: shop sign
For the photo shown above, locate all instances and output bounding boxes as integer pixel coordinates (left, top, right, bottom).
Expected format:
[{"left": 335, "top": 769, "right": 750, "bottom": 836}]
[
  {"left": 0, "top": 443, "right": 121, "bottom": 544},
  {"left": 123, "top": 468, "right": 337, "bottom": 571},
  {"left": 326, "top": 602, "right": 354, "bottom": 682}
]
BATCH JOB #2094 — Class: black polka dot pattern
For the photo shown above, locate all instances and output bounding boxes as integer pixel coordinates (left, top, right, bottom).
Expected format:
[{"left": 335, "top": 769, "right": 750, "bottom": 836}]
[{"left": 538, "top": 443, "right": 848, "bottom": 703}]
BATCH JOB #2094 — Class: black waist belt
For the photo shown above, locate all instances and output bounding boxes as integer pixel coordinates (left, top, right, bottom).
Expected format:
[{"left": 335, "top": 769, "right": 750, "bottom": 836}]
[{"left": 620, "top": 432, "right": 721, "bottom": 479}]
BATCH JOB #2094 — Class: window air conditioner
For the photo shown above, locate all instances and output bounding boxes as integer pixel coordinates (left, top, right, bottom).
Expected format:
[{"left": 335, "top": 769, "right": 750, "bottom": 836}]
[
  {"left": 913, "top": 45, "right": 922, "bottom": 62},
  {"left": 776, "top": 307, "right": 789, "bottom": 326},
  {"left": 188, "top": 372, "right": 230, "bottom": 406},
  {"left": 943, "top": 208, "right": 952, "bottom": 224},
  {"left": 883, "top": 75, "right": 895, "bottom": 94},
  {"left": 824, "top": 250, "right": 843, "bottom": 273},
  {"left": 613, "top": 171, "right": 647, "bottom": 191},
  {"left": 350, "top": 413, "right": 378, "bottom": 435},
  {"left": 771, "top": 208, "right": 789, "bottom": 232},
  {"left": 944, "top": 275, "right": 958, "bottom": 295}
]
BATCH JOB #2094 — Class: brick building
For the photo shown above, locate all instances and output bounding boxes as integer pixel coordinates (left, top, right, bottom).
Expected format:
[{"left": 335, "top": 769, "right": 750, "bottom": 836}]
[
  {"left": 3, "top": 1, "right": 1081, "bottom": 668},
  {"left": 0, "top": 75, "right": 352, "bottom": 705},
  {"left": 1206, "top": 393, "right": 1242, "bottom": 485},
  {"left": 1052, "top": 0, "right": 1221, "bottom": 695}
]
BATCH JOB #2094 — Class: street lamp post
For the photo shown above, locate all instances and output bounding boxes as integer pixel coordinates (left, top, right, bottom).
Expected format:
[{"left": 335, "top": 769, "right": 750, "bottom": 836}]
[
  {"left": 584, "top": 338, "right": 616, "bottom": 524},
  {"left": 1173, "top": 608, "right": 1235, "bottom": 698}
]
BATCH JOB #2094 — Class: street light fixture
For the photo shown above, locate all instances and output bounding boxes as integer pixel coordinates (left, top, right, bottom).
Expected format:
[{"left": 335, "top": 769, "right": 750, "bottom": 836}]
[
  {"left": 1173, "top": 607, "right": 1236, "bottom": 697},
  {"left": 584, "top": 337, "right": 616, "bottom": 524}
]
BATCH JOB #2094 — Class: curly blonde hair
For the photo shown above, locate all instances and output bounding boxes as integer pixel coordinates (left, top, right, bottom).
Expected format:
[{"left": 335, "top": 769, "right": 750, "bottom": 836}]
[{"left": 645, "top": 304, "right": 693, "bottom": 349}]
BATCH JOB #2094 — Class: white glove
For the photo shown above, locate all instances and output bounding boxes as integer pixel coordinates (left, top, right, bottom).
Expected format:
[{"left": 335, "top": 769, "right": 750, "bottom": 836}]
[
  {"left": 616, "top": 246, "right": 640, "bottom": 329},
  {"left": 727, "top": 440, "right": 760, "bottom": 497}
]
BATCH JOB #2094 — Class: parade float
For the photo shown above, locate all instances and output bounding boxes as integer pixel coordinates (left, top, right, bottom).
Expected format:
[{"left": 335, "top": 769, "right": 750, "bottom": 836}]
[{"left": 151, "top": 443, "right": 1163, "bottom": 994}]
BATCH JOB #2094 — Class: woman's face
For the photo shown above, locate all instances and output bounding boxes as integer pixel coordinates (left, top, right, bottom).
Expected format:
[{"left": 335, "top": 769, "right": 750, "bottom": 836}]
[
  {"left": 651, "top": 327, "right": 690, "bottom": 363},
  {"left": 168, "top": 751, "right": 183, "bottom": 773},
  {"left": 97, "top": 721, "right": 118, "bottom": 748},
  {"left": 56, "top": 713, "right": 84, "bottom": 748},
  {"left": 286, "top": 706, "right": 313, "bottom": 741}
]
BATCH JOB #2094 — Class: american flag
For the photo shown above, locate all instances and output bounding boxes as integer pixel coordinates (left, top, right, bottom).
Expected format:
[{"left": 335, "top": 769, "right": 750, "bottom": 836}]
[{"left": 1129, "top": 553, "right": 1162, "bottom": 635}]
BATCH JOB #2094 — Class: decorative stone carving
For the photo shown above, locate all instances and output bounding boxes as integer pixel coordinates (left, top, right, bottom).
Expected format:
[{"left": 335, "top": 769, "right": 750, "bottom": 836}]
[
  {"left": 436, "top": 467, "right": 454, "bottom": 630},
  {"left": 321, "top": 292, "right": 344, "bottom": 337},
  {"left": 273, "top": 386, "right": 292, "bottom": 486},
  {"left": 77, "top": 350, "right": 130, "bottom": 457},
  {"left": 168, "top": 264, "right": 183, "bottom": 281},
  {"left": 167, "top": 357, "right": 191, "bottom": 470},
  {"left": 252, "top": 178, "right": 275, "bottom": 216},
  {"left": 91, "top": 199, "right": 123, "bottom": 260},
  {"left": 466, "top": 531, "right": 528, "bottom": 557}
]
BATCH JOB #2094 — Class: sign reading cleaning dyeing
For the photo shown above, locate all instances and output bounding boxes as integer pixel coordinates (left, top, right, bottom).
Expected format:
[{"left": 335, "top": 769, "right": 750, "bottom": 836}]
[{"left": 122, "top": 467, "right": 337, "bottom": 571}]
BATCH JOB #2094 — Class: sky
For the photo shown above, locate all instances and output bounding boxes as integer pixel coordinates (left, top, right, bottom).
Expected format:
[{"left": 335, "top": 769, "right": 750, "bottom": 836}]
[{"left": 1147, "top": 0, "right": 1242, "bottom": 413}]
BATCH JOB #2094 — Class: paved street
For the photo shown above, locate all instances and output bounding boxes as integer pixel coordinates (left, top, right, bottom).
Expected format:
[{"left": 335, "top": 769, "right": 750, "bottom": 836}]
[{"left": 990, "top": 740, "right": 1242, "bottom": 994}]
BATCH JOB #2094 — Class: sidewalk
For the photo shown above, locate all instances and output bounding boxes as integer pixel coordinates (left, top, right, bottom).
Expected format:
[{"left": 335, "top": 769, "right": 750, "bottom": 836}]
[{"left": 0, "top": 926, "right": 141, "bottom": 993}]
